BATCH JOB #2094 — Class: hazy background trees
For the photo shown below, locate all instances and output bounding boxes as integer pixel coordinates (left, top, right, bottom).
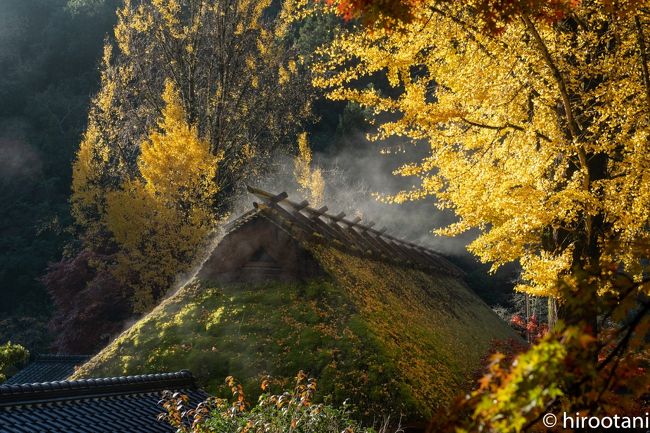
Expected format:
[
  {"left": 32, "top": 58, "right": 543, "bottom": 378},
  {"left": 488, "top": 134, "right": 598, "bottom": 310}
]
[{"left": 0, "top": 0, "right": 119, "bottom": 350}]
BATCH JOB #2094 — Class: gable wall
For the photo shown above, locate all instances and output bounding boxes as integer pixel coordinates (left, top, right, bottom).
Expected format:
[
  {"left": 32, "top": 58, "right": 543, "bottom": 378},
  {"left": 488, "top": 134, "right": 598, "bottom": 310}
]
[{"left": 197, "top": 216, "right": 323, "bottom": 283}]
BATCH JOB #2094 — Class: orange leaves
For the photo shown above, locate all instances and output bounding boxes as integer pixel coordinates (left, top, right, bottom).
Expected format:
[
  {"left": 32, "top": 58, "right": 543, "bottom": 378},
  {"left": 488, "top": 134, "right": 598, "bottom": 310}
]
[
  {"left": 160, "top": 371, "right": 368, "bottom": 432},
  {"left": 327, "top": 0, "right": 423, "bottom": 26},
  {"left": 578, "top": 333, "right": 596, "bottom": 349},
  {"left": 326, "top": 0, "right": 579, "bottom": 33},
  {"left": 260, "top": 376, "right": 270, "bottom": 392},
  {"left": 430, "top": 271, "right": 650, "bottom": 433},
  {"left": 477, "top": 374, "right": 494, "bottom": 392}
]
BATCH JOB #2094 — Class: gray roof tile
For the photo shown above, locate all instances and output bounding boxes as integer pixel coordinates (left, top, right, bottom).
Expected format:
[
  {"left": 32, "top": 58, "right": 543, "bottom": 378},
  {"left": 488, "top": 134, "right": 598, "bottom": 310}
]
[
  {"left": 4, "top": 355, "right": 90, "bottom": 385},
  {"left": 0, "top": 370, "right": 208, "bottom": 433}
]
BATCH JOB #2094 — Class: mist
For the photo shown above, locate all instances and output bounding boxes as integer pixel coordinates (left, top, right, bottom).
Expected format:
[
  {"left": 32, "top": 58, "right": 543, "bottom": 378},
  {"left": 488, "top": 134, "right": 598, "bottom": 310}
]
[
  {"left": 249, "top": 131, "right": 476, "bottom": 259},
  {"left": 0, "top": 135, "right": 42, "bottom": 183}
]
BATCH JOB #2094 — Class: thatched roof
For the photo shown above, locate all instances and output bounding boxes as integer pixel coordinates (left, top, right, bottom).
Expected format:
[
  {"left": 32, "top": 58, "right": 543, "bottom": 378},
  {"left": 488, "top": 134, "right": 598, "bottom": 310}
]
[{"left": 71, "top": 188, "right": 518, "bottom": 422}]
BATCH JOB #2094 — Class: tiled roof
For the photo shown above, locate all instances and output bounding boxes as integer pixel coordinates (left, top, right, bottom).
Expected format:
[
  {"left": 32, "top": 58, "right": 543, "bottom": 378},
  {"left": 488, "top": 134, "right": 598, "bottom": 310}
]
[
  {"left": 230, "top": 186, "right": 464, "bottom": 277},
  {"left": 0, "top": 370, "right": 208, "bottom": 433},
  {"left": 3, "top": 354, "right": 90, "bottom": 385}
]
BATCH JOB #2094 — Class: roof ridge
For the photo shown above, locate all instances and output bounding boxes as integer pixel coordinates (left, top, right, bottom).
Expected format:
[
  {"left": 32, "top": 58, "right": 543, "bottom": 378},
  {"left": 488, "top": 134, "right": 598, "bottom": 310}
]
[
  {"left": 0, "top": 370, "right": 196, "bottom": 407},
  {"left": 245, "top": 185, "right": 465, "bottom": 277},
  {"left": 223, "top": 208, "right": 261, "bottom": 234}
]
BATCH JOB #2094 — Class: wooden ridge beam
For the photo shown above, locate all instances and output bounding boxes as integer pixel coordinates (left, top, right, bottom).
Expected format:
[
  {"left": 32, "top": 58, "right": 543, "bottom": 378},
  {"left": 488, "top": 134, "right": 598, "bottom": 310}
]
[{"left": 245, "top": 185, "right": 459, "bottom": 273}]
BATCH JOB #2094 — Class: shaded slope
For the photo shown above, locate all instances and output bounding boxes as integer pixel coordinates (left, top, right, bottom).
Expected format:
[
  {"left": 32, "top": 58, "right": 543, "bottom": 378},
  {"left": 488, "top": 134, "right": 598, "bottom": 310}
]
[{"left": 73, "top": 245, "right": 517, "bottom": 419}]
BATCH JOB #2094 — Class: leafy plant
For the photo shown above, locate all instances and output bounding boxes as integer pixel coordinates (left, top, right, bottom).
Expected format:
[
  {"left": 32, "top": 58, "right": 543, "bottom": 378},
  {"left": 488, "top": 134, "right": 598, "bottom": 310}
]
[
  {"left": 159, "top": 372, "right": 402, "bottom": 433},
  {"left": 429, "top": 268, "right": 650, "bottom": 433},
  {"left": 0, "top": 342, "right": 29, "bottom": 383}
]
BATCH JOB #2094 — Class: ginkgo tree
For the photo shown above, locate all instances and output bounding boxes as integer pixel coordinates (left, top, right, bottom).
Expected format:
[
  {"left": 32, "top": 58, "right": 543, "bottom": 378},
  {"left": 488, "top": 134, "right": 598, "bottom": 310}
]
[
  {"left": 313, "top": 0, "right": 650, "bottom": 304},
  {"left": 103, "top": 80, "right": 220, "bottom": 311},
  {"left": 311, "top": 1, "right": 650, "bottom": 430},
  {"left": 71, "top": 0, "right": 312, "bottom": 288},
  {"left": 293, "top": 132, "right": 325, "bottom": 207},
  {"left": 73, "top": 0, "right": 313, "bottom": 239}
]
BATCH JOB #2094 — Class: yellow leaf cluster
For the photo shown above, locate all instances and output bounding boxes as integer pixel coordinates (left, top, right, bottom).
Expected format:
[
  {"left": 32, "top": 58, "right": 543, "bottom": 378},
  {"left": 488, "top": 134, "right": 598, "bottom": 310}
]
[
  {"left": 313, "top": 1, "right": 650, "bottom": 297},
  {"left": 105, "top": 80, "right": 219, "bottom": 311},
  {"left": 293, "top": 132, "right": 325, "bottom": 207},
  {"left": 71, "top": 0, "right": 312, "bottom": 311},
  {"left": 71, "top": 121, "right": 110, "bottom": 234},
  {"left": 139, "top": 81, "right": 219, "bottom": 205}
]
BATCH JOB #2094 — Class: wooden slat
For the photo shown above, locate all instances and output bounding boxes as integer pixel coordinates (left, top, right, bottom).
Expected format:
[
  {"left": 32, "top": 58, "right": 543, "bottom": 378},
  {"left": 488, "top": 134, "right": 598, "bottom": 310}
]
[
  {"left": 304, "top": 209, "right": 353, "bottom": 246},
  {"left": 294, "top": 200, "right": 310, "bottom": 211},
  {"left": 254, "top": 202, "right": 317, "bottom": 238},
  {"left": 352, "top": 222, "right": 395, "bottom": 259},
  {"left": 329, "top": 218, "right": 373, "bottom": 253},
  {"left": 339, "top": 220, "right": 383, "bottom": 255},
  {"left": 245, "top": 185, "right": 461, "bottom": 274}
]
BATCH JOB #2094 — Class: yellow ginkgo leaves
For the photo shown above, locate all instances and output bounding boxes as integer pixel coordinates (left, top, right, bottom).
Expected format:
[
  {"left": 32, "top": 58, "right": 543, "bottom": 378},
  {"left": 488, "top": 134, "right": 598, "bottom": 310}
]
[
  {"left": 314, "top": 1, "right": 650, "bottom": 297},
  {"left": 105, "top": 81, "right": 220, "bottom": 311}
]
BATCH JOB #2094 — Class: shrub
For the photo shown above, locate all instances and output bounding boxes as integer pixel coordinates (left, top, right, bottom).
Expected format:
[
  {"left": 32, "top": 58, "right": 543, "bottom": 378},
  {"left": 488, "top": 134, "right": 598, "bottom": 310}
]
[
  {"left": 0, "top": 342, "right": 29, "bottom": 383},
  {"left": 159, "top": 372, "right": 401, "bottom": 433}
]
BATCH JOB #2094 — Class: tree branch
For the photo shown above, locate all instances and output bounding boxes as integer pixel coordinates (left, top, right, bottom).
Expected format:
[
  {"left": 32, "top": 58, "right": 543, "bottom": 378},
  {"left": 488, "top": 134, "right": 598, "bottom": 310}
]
[
  {"left": 521, "top": 15, "right": 582, "bottom": 141},
  {"left": 597, "top": 299, "right": 650, "bottom": 372},
  {"left": 459, "top": 117, "right": 552, "bottom": 142},
  {"left": 635, "top": 16, "right": 650, "bottom": 110}
]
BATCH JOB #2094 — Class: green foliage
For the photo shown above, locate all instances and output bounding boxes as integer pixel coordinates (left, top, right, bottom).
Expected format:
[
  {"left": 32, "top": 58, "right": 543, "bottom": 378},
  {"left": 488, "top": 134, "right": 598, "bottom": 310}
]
[
  {"left": 75, "top": 278, "right": 397, "bottom": 416},
  {"left": 0, "top": 342, "right": 29, "bottom": 383},
  {"left": 0, "top": 317, "right": 50, "bottom": 353}
]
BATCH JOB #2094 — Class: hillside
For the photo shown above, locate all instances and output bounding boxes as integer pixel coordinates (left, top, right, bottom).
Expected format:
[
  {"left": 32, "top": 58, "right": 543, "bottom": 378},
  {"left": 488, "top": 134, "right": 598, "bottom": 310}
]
[{"left": 73, "top": 240, "right": 517, "bottom": 420}]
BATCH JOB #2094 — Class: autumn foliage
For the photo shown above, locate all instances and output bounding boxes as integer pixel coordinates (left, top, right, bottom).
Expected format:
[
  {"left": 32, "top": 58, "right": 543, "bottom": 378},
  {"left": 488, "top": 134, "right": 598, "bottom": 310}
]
[
  {"left": 311, "top": 0, "right": 650, "bottom": 430},
  {"left": 314, "top": 0, "right": 650, "bottom": 299},
  {"left": 44, "top": 0, "right": 315, "bottom": 351},
  {"left": 510, "top": 314, "right": 549, "bottom": 342},
  {"left": 32, "top": 0, "right": 650, "bottom": 429},
  {"left": 103, "top": 80, "right": 219, "bottom": 311},
  {"left": 42, "top": 249, "right": 130, "bottom": 353},
  {"left": 327, "top": 0, "right": 581, "bottom": 32},
  {"left": 293, "top": 132, "right": 325, "bottom": 207},
  {"left": 429, "top": 270, "right": 649, "bottom": 433},
  {"left": 159, "top": 372, "right": 391, "bottom": 433}
]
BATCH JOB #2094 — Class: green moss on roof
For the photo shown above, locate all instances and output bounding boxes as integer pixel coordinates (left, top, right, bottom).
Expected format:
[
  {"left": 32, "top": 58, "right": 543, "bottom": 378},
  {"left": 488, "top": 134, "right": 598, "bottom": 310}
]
[{"left": 73, "top": 245, "right": 517, "bottom": 420}]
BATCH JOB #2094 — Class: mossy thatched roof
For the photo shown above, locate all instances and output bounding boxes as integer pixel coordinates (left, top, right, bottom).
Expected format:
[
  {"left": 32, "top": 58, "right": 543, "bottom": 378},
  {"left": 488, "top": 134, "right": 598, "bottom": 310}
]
[{"left": 72, "top": 189, "right": 519, "bottom": 420}]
